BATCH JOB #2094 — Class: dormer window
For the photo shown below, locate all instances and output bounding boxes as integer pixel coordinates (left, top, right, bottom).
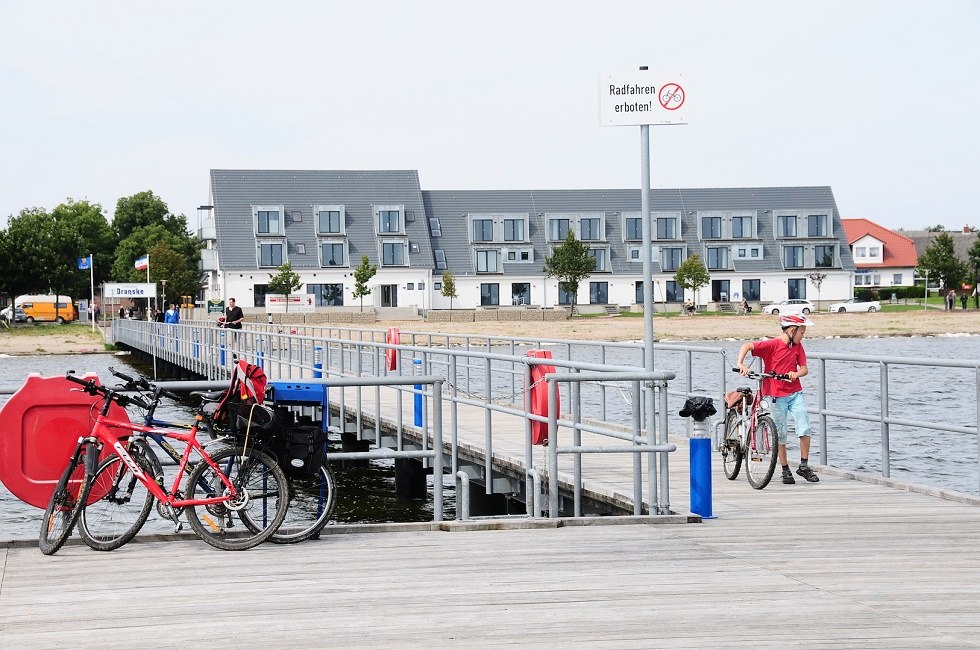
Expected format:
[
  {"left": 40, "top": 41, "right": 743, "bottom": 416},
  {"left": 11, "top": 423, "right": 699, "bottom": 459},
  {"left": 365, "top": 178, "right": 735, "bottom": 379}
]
[
  {"left": 807, "top": 214, "right": 828, "bottom": 237},
  {"left": 254, "top": 205, "right": 284, "bottom": 236},
  {"left": 504, "top": 218, "right": 526, "bottom": 242},
  {"left": 580, "top": 218, "right": 601, "bottom": 241},
  {"left": 777, "top": 215, "right": 798, "bottom": 237},
  {"left": 316, "top": 206, "right": 345, "bottom": 235},
  {"left": 375, "top": 205, "right": 405, "bottom": 235},
  {"left": 473, "top": 219, "right": 494, "bottom": 242},
  {"left": 549, "top": 218, "right": 570, "bottom": 241}
]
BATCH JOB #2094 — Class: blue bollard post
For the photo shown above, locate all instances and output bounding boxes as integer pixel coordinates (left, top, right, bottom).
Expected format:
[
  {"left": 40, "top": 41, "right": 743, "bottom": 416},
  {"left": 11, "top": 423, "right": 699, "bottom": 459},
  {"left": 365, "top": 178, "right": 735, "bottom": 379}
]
[
  {"left": 413, "top": 358, "right": 423, "bottom": 427},
  {"left": 256, "top": 336, "right": 264, "bottom": 370},
  {"left": 314, "top": 345, "right": 323, "bottom": 379},
  {"left": 193, "top": 329, "right": 199, "bottom": 359},
  {"left": 689, "top": 419, "right": 713, "bottom": 519},
  {"left": 219, "top": 330, "right": 226, "bottom": 366}
]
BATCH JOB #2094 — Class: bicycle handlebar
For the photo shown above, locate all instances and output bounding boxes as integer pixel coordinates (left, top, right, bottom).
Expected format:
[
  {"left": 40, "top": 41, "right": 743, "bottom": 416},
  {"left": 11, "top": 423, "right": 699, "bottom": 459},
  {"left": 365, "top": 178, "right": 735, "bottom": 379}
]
[
  {"left": 65, "top": 371, "right": 152, "bottom": 410},
  {"left": 731, "top": 367, "right": 791, "bottom": 381},
  {"left": 109, "top": 366, "right": 180, "bottom": 401}
]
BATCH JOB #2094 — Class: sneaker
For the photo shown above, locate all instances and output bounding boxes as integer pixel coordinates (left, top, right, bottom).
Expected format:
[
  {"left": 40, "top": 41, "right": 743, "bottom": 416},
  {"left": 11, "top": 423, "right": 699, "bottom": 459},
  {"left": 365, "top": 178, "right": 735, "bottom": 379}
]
[
  {"left": 796, "top": 465, "right": 820, "bottom": 482},
  {"left": 781, "top": 470, "right": 795, "bottom": 485}
]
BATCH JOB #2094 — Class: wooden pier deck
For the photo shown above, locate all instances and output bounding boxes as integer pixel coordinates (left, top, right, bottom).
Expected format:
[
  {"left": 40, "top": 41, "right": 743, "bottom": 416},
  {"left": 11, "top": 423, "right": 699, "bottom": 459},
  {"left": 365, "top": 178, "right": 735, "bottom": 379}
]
[{"left": 2, "top": 379, "right": 980, "bottom": 646}]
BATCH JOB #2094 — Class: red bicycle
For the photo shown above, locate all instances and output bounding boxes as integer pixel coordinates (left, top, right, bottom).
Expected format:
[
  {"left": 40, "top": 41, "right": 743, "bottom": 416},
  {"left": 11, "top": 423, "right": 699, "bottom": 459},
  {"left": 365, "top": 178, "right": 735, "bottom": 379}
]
[
  {"left": 39, "top": 371, "right": 290, "bottom": 554},
  {"left": 720, "top": 368, "right": 788, "bottom": 489}
]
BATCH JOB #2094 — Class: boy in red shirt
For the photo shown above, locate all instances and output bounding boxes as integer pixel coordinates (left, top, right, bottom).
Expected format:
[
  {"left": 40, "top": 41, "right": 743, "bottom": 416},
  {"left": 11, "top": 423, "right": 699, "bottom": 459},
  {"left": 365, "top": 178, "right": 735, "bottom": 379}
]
[{"left": 735, "top": 314, "right": 819, "bottom": 484}]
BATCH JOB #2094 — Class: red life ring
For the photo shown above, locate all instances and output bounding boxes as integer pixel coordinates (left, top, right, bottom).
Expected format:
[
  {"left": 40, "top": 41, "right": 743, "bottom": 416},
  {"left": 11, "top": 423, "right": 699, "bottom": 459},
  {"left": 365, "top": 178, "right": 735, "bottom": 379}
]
[
  {"left": 526, "top": 349, "right": 558, "bottom": 445},
  {"left": 386, "top": 327, "right": 400, "bottom": 371},
  {"left": 0, "top": 374, "right": 126, "bottom": 509}
]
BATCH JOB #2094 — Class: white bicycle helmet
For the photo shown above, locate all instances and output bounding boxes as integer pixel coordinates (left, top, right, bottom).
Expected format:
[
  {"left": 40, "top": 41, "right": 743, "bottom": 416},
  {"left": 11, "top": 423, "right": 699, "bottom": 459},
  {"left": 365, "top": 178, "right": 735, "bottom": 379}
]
[{"left": 779, "top": 313, "right": 813, "bottom": 328}]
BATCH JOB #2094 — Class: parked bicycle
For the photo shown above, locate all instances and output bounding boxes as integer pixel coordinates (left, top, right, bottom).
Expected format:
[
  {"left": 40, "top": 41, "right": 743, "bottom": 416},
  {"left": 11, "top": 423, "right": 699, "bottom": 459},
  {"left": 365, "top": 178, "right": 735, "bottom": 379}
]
[
  {"left": 40, "top": 371, "right": 290, "bottom": 555},
  {"left": 719, "top": 368, "right": 788, "bottom": 489}
]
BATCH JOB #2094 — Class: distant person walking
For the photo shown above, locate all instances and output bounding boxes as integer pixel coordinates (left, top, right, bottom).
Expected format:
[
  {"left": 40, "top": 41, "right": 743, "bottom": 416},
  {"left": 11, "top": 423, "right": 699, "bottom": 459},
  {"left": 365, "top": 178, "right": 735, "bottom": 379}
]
[
  {"left": 119, "top": 306, "right": 125, "bottom": 320},
  {"left": 961, "top": 292, "right": 969, "bottom": 310},
  {"left": 164, "top": 303, "right": 180, "bottom": 324},
  {"left": 946, "top": 289, "right": 956, "bottom": 311}
]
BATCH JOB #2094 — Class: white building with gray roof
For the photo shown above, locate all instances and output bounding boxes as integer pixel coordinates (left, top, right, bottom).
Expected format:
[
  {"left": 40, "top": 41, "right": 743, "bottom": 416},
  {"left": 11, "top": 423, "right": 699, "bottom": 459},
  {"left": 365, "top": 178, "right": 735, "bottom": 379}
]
[{"left": 203, "top": 169, "right": 855, "bottom": 314}]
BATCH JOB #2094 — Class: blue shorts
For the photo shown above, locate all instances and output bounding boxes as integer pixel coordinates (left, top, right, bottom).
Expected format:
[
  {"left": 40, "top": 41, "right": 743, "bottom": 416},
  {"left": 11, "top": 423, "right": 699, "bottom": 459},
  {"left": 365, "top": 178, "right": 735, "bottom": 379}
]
[{"left": 770, "top": 391, "right": 812, "bottom": 444}]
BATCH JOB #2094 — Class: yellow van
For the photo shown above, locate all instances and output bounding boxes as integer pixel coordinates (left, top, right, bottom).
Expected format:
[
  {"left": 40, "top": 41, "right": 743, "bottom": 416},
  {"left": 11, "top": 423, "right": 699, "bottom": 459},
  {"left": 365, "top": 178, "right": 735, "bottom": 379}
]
[{"left": 15, "top": 295, "right": 76, "bottom": 324}]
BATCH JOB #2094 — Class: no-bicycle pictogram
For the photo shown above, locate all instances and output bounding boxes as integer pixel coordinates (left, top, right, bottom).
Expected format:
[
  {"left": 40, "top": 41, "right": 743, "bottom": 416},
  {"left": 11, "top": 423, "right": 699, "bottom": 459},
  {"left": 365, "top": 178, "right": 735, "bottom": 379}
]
[{"left": 659, "top": 83, "right": 685, "bottom": 110}]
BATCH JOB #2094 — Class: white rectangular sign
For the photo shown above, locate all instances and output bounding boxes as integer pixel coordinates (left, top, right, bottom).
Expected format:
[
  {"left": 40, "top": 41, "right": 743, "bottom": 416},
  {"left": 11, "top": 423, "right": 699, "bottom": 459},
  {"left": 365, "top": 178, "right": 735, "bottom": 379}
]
[
  {"left": 267, "top": 294, "right": 315, "bottom": 313},
  {"left": 104, "top": 282, "right": 157, "bottom": 298},
  {"left": 599, "top": 70, "right": 689, "bottom": 126}
]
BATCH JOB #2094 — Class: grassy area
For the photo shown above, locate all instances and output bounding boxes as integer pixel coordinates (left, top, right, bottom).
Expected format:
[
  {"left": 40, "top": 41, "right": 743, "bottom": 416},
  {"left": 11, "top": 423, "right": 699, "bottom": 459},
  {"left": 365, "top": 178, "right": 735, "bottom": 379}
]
[{"left": 1, "top": 322, "right": 105, "bottom": 340}]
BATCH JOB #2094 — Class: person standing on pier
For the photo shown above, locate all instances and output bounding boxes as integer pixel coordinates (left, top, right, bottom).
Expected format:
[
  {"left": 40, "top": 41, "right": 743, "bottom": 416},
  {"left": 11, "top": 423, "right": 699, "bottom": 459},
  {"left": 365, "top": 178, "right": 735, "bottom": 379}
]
[
  {"left": 164, "top": 303, "right": 180, "bottom": 324},
  {"left": 736, "top": 314, "right": 819, "bottom": 484}
]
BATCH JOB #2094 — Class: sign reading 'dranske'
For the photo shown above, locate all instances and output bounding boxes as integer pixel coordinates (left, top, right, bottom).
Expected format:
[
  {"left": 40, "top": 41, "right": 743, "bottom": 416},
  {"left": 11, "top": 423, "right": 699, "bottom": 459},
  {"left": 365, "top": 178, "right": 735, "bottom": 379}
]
[
  {"left": 104, "top": 282, "right": 158, "bottom": 298},
  {"left": 599, "top": 70, "right": 688, "bottom": 126}
]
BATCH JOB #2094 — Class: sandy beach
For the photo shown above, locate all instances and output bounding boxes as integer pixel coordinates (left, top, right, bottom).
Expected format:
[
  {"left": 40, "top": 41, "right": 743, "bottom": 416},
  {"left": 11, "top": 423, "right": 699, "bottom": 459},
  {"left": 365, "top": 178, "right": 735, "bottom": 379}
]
[{"left": 0, "top": 310, "right": 978, "bottom": 356}]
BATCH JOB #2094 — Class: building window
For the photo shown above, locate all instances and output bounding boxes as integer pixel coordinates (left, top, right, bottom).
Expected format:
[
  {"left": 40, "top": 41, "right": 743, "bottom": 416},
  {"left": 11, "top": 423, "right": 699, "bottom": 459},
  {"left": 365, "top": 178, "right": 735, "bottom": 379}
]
[
  {"left": 787, "top": 278, "right": 806, "bottom": 300},
  {"left": 317, "top": 209, "right": 343, "bottom": 235},
  {"left": 661, "top": 247, "right": 683, "bottom": 271},
  {"left": 706, "top": 246, "right": 729, "bottom": 270},
  {"left": 476, "top": 249, "right": 498, "bottom": 273},
  {"left": 701, "top": 216, "right": 721, "bottom": 239},
  {"left": 815, "top": 245, "right": 835, "bottom": 267},
  {"left": 549, "top": 218, "right": 569, "bottom": 241},
  {"left": 733, "top": 216, "right": 753, "bottom": 239},
  {"left": 379, "top": 210, "right": 402, "bottom": 234},
  {"left": 869, "top": 247, "right": 880, "bottom": 258},
  {"left": 589, "top": 282, "right": 608, "bottom": 304},
  {"left": 512, "top": 283, "right": 530, "bottom": 305},
  {"left": 473, "top": 219, "right": 493, "bottom": 242},
  {"left": 504, "top": 219, "right": 525, "bottom": 242},
  {"left": 382, "top": 242, "right": 406, "bottom": 266},
  {"left": 657, "top": 217, "right": 677, "bottom": 239},
  {"left": 580, "top": 218, "right": 601, "bottom": 241},
  {"left": 434, "top": 249, "right": 447, "bottom": 270},
  {"left": 428, "top": 217, "right": 442, "bottom": 237},
  {"left": 308, "top": 283, "right": 344, "bottom": 306},
  {"left": 783, "top": 245, "right": 804, "bottom": 268},
  {"left": 777, "top": 215, "right": 797, "bottom": 237},
  {"left": 807, "top": 214, "right": 828, "bottom": 237},
  {"left": 855, "top": 246, "right": 866, "bottom": 257},
  {"left": 635, "top": 281, "right": 644, "bottom": 304},
  {"left": 629, "top": 248, "right": 641, "bottom": 261},
  {"left": 558, "top": 282, "right": 575, "bottom": 305},
  {"left": 625, "top": 217, "right": 642, "bottom": 241},
  {"left": 256, "top": 210, "right": 282, "bottom": 235},
  {"left": 665, "top": 280, "right": 681, "bottom": 302},
  {"left": 712, "top": 280, "right": 731, "bottom": 303},
  {"left": 893, "top": 273, "right": 902, "bottom": 285},
  {"left": 480, "top": 283, "right": 499, "bottom": 306},
  {"left": 742, "top": 279, "right": 761, "bottom": 301},
  {"left": 320, "top": 242, "right": 345, "bottom": 267},
  {"left": 259, "top": 242, "right": 284, "bottom": 267},
  {"left": 254, "top": 284, "right": 269, "bottom": 308},
  {"left": 588, "top": 248, "right": 607, "bottom": 271},
  {"left": 433, "top": 281, "right": 442, "bottom": 291}
]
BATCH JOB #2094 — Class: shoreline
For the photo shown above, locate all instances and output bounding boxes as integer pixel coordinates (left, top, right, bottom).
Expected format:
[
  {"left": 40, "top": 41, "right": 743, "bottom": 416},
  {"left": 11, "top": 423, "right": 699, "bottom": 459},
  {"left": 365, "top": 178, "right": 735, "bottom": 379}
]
[{"left": 0, "top": 311, "right": 978, "bottom": 355}]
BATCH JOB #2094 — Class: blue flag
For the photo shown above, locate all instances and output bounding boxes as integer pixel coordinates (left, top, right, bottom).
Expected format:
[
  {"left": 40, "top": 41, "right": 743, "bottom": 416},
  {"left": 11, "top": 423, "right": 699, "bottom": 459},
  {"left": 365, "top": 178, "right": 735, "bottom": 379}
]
[{"left": 77, "top": 255, "right": 92, "bottom": 270}]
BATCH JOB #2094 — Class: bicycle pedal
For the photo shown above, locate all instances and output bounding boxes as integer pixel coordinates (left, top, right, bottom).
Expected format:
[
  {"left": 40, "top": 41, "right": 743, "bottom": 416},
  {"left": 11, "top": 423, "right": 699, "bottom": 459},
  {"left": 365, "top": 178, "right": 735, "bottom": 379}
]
[{"left": 173, "top": 522, "right": 183, "bottom": 534}]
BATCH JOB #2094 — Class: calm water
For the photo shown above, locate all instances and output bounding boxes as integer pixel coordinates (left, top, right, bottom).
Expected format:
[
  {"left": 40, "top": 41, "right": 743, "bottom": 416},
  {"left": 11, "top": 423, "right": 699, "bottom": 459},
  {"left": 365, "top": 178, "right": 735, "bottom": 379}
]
[{"left": 2, "top": 334, "right": 979, "bottom": 540}]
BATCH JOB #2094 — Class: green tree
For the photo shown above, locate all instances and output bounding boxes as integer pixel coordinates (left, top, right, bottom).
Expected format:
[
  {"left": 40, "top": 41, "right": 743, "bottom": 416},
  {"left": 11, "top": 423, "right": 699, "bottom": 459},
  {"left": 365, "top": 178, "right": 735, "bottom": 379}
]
[
  {"left": 918, "top": 232, "right": 967, "bottom": 292},
  {"left": 352, "top": 255, "right": 378, "bottom": 312},
  {"left": 542, "top": 230, "right": 595, "bottom": 318},
  {"left": 1, "top": 207, "right": 79, "bottom": 320},
  {"left": 925, "top": 224, "right": 947, "bottom": 233},
  {"left": 267, "top": 262, "right": 303, "bottom": 312},
  {"left": 968, "top": 236, "right": 980, "bottom": 308},
  {"left": 51, "top": 199, "right": 117, "bottom": 298},
  {"left": 146, "top": 241, "right": 201, "bottom": 310},
  {"left": 113, "top": 190, "right": 171, "bottom": 239},
  {"left": 441, "top": 271, "right": 458, "bottom": 312},
  {"left": 674, "top": 253, "right": 711, "bottom": 306}
]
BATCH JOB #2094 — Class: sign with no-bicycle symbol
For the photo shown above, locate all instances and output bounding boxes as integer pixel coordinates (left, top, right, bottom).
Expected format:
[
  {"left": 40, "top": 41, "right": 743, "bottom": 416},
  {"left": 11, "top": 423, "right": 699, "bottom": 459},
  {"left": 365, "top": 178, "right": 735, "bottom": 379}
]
[{"left": 599, "top": 70, "right": 689, "bottom": 126}]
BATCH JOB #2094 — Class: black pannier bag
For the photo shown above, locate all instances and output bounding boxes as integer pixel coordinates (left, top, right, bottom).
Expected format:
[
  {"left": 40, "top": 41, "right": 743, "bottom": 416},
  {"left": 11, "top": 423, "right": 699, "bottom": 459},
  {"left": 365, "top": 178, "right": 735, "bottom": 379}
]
[{"left": 275, "top": 425, "right": 328, "bottom": 478}]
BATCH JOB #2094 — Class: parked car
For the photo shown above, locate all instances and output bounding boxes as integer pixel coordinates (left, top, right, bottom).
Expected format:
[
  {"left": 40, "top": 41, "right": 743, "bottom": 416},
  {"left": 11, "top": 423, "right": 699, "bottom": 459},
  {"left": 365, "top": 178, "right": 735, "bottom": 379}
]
[
  {"left": 762, "top": 299, "right": 815, "bottom": 316},
  {"left": 828, "top": 298, "right": 880, "bottom": 313},
  {"left": 0, "top": 306, "right": 27, "bottom": 323}
]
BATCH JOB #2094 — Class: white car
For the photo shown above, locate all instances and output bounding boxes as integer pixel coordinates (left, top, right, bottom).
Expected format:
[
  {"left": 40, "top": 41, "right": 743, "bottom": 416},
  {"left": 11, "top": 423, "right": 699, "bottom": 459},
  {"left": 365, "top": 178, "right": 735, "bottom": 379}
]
[
  {"left": 828, "top": 298, "right": 880, "bottom": 313},
  {"left": 762, "top": 299, "right": 815, "bottom": 316}
]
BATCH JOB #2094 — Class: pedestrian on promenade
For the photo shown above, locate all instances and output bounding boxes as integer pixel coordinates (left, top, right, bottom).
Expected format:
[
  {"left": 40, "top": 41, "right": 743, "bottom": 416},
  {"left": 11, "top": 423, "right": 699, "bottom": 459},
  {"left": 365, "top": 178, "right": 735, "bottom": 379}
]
[
  {"left": 961, "top": 292, "right": 968, "bottom": 310},
  {"left": 224, "top": 298, "right": 244, "bottom": 330},
  {"left": 164, "top": 303, "right": 180, "bottom": 324},
  {"left": 946, "top": 289, "right": 956, "bottom": 310},
  {"left": 119, "top": 305, "right": 125, "bottom": 320},
  {"left": 736, "top": 313, "right": 819, "bottom": 485}
]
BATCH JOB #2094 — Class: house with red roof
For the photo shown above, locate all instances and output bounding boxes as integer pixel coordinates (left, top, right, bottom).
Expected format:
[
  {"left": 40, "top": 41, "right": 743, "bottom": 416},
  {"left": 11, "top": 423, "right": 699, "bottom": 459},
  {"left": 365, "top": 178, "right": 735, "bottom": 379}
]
[{"left": 841, "top": 219, "right": 919, "bottom": 291}]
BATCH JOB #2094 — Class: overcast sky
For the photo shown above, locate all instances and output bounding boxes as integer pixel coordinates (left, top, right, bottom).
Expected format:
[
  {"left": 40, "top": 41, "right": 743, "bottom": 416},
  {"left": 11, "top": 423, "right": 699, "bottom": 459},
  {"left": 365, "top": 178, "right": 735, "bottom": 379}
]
[{"left": 2, "top": 0, "right": 977, "bottom": 232}]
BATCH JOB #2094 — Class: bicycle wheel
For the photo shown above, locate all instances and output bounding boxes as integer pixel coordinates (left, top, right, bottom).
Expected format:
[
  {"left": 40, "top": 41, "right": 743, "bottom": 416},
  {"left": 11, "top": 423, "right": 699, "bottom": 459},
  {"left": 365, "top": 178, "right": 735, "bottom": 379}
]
[
  {"left": 39, "top": 442, "right": 96, "bottom": 555},
  {"left": 266, "top": 462, "right": 337, "bottom": 544},
  {"left": 78, "top": 440, "right": 157, "bottom": 551},
  {"left": 183, "top": 446, "right": 288, "bottom": 551},
  {"left": 721, "top": 410, "right": 743, "bottom": 480},
  {"left": 745, "top": 415, "right": 779, "bottom": 489}
]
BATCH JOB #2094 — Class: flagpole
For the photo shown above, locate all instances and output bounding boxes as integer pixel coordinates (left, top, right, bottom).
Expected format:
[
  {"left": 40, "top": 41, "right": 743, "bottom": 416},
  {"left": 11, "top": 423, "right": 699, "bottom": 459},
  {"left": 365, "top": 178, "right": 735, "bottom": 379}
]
[
  {"left": 146, "top": 254, "right": 151, "bottom": 320},
  {"left": 89, "top": 254, "right": 95, "bottom": 333}
]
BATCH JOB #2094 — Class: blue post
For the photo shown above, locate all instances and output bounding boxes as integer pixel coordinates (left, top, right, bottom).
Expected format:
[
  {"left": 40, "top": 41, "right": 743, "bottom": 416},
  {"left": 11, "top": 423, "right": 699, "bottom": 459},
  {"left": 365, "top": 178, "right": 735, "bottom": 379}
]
[
  {"left": 219, "top": 330, "right": 226, "bottom": 366},
  {"left": 413, "top": 358, "right": 423, "bottom": 427},
  {"left": 689, "top": 420, "right": 713, "bottom": 518},
  {"left": 314, "top": 345, "right": 323, "bottom": 379},
  {"left": 256, "top": 336, "right": 265, "bottom": 370},
  {"left": 193, "top": 329, "right": 199, "bottom": 359}
]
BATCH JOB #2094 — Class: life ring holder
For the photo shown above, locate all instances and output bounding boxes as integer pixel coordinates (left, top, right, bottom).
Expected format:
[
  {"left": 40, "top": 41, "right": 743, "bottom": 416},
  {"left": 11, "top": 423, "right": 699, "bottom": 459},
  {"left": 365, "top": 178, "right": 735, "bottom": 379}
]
[
  {"left": 526, "top": 349, "right": 558, "bottom": 446},
  {"left": 385, "top": 327, "right": 400, "bottom": 371}
]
